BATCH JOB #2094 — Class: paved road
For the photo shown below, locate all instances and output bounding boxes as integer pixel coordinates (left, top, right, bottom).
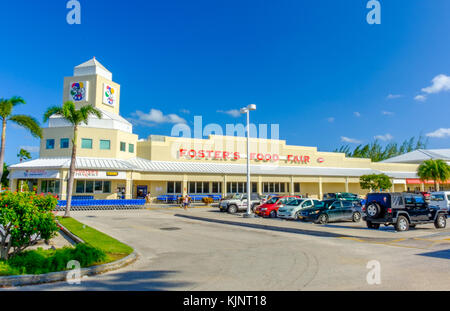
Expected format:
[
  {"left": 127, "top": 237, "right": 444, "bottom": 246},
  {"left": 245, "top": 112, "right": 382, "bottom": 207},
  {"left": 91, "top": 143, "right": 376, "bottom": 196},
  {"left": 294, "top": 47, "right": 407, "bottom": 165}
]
[{"left": 5, "top": 207, "right": 450, "bottom": 291}]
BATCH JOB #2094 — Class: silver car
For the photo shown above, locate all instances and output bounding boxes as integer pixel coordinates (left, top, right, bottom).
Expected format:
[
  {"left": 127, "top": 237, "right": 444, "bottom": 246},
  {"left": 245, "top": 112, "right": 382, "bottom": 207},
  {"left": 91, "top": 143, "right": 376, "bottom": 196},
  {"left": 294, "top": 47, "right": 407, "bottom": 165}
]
[{"left": 277, "top": 198, "right": 319, "bottom": 220}]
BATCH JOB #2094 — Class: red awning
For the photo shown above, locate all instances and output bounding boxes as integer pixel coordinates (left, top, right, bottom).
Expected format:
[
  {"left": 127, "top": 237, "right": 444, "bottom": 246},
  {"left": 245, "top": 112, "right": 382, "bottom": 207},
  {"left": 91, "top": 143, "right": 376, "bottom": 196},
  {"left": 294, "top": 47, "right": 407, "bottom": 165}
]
[{"left": 406, "top": 179, "right": 450, "bottom": 185}]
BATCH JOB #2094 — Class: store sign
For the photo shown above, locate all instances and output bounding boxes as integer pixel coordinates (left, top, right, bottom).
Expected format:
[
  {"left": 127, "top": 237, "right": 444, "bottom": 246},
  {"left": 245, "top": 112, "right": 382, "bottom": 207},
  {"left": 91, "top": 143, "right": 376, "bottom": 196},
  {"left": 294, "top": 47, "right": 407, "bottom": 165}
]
[
  {"left": 69, "top": 81, "right": 88, "bottom": 102},
  {"left": 11, "top": 170, "right": 60, "bottom": 179},
  {"left": 406, "top": 178, "right": 449, "bottom": 185},
  {"left": 102, "top": 83, "right": 116, "bottom": 106},
  {"left": 74, "top": 170, "right": 126, "bottom": 179},
  {"left": 178, "top": 149, "right": 312, "bottom": 164}
]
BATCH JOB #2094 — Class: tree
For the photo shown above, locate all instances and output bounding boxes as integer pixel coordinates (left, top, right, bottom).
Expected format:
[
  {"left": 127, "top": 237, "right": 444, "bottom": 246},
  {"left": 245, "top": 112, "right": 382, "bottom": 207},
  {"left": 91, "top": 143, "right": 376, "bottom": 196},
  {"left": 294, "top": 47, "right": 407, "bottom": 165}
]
[
  {"left": 1, "top": 162, "right": 9, "bottom": 188},
  {"left": 44, "top": 101, "right": 102, "bottom": 217},
  {"left": 17, "top": 148, "right": 31, "bottom": 162},
  {"left": 417, "top": 159, "right": 450, "bottom": 191},
  {"left": 360, "top": 174, "right": 393, "bottom": 192},
  {"left": 0, "top": 96, "right": 42, "bottom": 179}
]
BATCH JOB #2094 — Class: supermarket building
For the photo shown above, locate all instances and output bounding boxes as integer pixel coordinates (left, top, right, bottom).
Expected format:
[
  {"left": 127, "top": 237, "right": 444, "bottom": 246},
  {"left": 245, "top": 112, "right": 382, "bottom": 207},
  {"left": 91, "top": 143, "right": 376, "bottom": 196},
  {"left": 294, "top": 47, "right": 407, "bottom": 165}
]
[{"left": 8, "top": 59, "right": 447, "bottom": 200}]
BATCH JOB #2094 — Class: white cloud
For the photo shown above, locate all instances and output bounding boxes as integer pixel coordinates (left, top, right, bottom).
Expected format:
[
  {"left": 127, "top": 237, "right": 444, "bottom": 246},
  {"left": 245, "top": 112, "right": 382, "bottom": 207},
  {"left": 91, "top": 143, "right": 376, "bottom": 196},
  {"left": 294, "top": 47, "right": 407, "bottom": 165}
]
[
  {"left": 341, "top": 136, "right": 362, "bottom": 144},
  {"left": 422, "top": 74, "right": 450, "bottom": 94},
  {"left": 130, "top": 109, "right": 186, "bottom": 125},
  {"left": 217, "top": 109, "right": 241, "bottom": 118},
  {"left": 426, "top": 128, "right": 450, "bottom": 138},
  {"left": 374, "top": 133, "right": 393, "bottom": 141},
  {"left": 381, "top": 110, "right": 394, "bottom": 116},
  {"left": 327, "top": 117, "right": 335, "bottom": 123},
  {"left": 387, "top": 94, "right": 403, "bottom": 99},
  {"left": 19, "top": 145, "right": 39, "bottom": 153},
  {"left": 180, "top": 109, "right": 190, "bottom": 114},
  {"left": 414, "top": 95, "right": 427, "bottom": 102},
  {"left": 354, "top": 112, "right": 361, "bottom": 117}
]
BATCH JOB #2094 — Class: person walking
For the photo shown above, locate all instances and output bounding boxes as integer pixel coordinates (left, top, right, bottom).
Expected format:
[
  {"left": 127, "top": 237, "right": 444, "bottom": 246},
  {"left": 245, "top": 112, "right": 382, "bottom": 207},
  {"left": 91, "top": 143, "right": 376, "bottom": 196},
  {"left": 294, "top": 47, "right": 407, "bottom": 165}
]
[{"left": 183, "top": 195, "right": 190, "bottom": 210}]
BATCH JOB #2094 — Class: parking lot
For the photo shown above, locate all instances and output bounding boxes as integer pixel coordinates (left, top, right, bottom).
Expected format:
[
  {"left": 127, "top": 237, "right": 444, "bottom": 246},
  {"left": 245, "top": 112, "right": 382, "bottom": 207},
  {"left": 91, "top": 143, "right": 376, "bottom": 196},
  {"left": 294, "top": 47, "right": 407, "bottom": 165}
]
[{"left": 8, "top": 206, "right": 450, "bottom": 291}]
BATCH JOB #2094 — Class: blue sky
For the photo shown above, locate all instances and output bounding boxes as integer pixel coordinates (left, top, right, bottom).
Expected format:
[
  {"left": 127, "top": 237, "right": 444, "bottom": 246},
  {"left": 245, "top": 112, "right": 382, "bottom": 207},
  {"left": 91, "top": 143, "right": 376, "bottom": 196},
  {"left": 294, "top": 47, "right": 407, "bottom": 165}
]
[{"left": 1, "top": 0, "right": 449, "bottom": 164}]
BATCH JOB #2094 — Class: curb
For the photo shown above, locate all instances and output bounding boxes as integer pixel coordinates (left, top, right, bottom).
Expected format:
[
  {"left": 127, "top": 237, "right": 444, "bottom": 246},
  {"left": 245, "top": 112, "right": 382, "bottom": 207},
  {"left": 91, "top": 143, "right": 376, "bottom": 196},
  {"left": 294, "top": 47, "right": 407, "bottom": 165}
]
[{"left": 0, "top": 223, "right": 139, "bottom": 288}]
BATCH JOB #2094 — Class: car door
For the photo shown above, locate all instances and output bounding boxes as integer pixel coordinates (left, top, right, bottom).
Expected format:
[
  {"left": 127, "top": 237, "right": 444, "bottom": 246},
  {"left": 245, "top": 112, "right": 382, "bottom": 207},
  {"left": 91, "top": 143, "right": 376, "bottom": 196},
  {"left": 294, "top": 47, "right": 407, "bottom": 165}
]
[
  {"left": 413, "top": 195, "right": 430, "bottom": 221},
  {"left": 301, "top": 199, "right": 313, "bottom": 212},
  {"left": 327, "top": 201, "right": 343, "bottom": 221},
  {"left": 341, "top": 201, "right": 354, "bottom": 220}
]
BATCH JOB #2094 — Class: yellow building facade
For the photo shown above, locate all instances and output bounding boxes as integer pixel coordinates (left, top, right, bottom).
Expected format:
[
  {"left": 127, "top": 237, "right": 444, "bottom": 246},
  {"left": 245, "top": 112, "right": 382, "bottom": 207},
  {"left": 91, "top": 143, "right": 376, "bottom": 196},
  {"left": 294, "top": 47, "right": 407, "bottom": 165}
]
[{"left": 9, "top": 59, "right": 437, "bottom": 201}]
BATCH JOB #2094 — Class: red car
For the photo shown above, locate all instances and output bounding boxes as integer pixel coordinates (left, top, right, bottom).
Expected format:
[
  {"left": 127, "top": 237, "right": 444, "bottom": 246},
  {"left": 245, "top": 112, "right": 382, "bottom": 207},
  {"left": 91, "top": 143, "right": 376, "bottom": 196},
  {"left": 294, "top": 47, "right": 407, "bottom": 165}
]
[{"left": 255, "top": 196, "right": 301, "bottom": 218}]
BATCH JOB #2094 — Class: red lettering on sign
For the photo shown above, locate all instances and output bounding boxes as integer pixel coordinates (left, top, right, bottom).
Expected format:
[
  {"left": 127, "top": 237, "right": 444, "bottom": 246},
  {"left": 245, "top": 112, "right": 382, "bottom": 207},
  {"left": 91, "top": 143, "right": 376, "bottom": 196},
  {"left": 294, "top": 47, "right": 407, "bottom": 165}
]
[
  {"left": 198, "top": 150, "right": 205, "bottom": 158},
  {"left": 179, "top": 149, "right": 187, "bottom": 157},
  {"left": 233, "top": 152, "right": 240, "bottom": 160},
  {"left": 189, "top": 150, "right": 196, "bottom": 158}
]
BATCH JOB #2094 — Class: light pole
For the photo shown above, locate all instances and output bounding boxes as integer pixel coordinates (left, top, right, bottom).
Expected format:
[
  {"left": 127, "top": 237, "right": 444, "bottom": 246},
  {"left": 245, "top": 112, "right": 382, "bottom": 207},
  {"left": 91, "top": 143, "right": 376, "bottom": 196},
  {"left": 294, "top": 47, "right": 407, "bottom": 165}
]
[{"left": 240, "top": 104, "right": 256, "bottom": 218}]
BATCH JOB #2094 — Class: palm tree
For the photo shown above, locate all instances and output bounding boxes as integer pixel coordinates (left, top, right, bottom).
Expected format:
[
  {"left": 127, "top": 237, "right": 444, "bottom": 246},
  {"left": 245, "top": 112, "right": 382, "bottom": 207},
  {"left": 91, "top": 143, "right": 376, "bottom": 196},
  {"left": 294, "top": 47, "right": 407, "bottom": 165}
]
[
  {"left": 17, "top": 148, "right": 32, "bottom": 162},
  {"left": 0, "top": 96, "right": 42, "bottom": 181},
  {"left": 417, "top": 159, "right": 450, "bottom": 191},
  {"left": 44, "top": 101, "right": 102, "bottom": 217}
]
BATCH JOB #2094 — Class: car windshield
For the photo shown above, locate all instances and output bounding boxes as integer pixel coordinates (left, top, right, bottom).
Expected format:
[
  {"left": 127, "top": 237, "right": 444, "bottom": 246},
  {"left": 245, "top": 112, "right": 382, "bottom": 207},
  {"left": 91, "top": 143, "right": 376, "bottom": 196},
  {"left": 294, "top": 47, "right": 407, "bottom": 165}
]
[
  {"left": 225, "top": 194, "right": 242, "bottom": 199},
  {"left": 431, "top": 194, "right": 445, "bottom": 201},
  {"left": 266, "top": 197, "right": 281, "bottom": 204}
]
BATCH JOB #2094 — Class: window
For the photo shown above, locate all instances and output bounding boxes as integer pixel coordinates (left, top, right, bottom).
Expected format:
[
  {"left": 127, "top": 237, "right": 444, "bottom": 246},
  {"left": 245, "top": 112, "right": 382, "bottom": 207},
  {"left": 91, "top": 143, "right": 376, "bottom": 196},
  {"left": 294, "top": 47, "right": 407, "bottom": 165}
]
[
  {"left": 294, "top": 183, "right": 300, "bottom": 193},
  {"left": 100, "top": 140, "right": 111, "bottom": 150},
  {"left": 76, "top": 180, "right": 85, "bottom": 193},
  {"left": 85, "top": 180, "right": 94, "bottom": 193},
  {"left": 252, "top": 182, "right": 257, "bottom": 193},
  {"left": 40, "top": 180, "right": 60, "bottom": 194},
  {"left": 167, "top": 181, "right": 182, "bottom": 194},
  {"left": 103, "top": 181, "right": 111, "bottom": 193},
  {"left": 60, "top": 138, "right": 69, "bottom": 149},
  {"left": 188, "top": 182, "right": 211, "bottom": 194},
  {"left": 129, "top": 143, "right": 134, "bottom": 153},
  {"left": 262, "top": 182, "right": 289, "bottom": 194},
  {"left": 81, "top": 138, "right": 92, "bottom": 149},
  {"left": 212, "top": 182, "right": 221, "bottom": 193},
  {"left": 46, "top": 139, "right": 55, "bottom": 149},
  {"left": 95, "top": 180, "right": 103, "bottom": 192},
  {"left": 120, "top": 142, "right": 126, "bottom": 152}
]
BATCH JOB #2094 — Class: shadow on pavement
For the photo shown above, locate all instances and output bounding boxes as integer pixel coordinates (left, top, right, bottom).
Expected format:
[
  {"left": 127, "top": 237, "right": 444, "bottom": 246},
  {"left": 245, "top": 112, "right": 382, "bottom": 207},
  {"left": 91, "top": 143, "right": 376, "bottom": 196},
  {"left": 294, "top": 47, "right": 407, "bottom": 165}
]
[
  {"left": 417, "top": 249, "right": 450, "bottom": 260},
  {"left": 16, "top": 270, "right": 193, "bottom": 291}
]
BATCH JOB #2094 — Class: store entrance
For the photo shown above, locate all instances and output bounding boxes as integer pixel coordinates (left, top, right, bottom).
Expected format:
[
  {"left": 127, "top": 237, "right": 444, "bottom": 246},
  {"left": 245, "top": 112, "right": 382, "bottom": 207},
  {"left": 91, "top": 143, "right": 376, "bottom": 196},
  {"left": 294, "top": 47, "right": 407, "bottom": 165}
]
[
  {"left": 17, "top": 179, "right": 38, "bottom": 192},
  {"left": 136, "top": 185, "right": 148, "bottom": 199}
]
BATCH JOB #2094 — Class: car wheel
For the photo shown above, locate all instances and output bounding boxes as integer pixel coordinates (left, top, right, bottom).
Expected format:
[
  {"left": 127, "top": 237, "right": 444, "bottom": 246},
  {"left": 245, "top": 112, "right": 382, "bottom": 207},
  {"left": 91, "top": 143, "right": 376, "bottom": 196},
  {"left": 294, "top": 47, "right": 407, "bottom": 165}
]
[
  {"left": 319, "top": 214, "right": 328, "bottom": 224},
  {"left": 366, "top": 221, "right": 380, "bottom": 229},
  {"left": 269, "top": 210, "right": 277, "bottom": 218},
  {"left": 352, "top": 212, "right": 361, "bottom": 222},
  {"left": 366, "top": 203, "right": 380, "bottom": 218},
  {"left": 395, "top": 216, "right": 409, "bottom": 232},
  {"left": 294, "top": 211, "right": 301, "bottom": 220},
  {"left": 227, "top": 205, "right": 238, "bottom": 214},
  {"left": 434, "top": 214, "right": 446, "bottom": 229}
]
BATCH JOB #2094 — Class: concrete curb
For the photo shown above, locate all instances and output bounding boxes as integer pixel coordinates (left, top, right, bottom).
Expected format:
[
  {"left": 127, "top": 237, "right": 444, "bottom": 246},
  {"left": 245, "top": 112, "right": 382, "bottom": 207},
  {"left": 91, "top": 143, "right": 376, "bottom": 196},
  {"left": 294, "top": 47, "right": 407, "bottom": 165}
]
[
  {"left": 57, "top": 222, "right": 85, "bottom": 244},
  {"left": 0, "top": 223, "right": 139, "bottom": 288}
]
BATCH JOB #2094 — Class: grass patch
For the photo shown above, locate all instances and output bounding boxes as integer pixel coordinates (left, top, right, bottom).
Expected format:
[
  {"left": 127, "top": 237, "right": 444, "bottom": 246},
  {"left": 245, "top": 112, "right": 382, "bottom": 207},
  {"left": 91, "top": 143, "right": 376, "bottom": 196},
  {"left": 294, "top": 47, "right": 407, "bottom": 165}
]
[{"left": 58, "top": 217, "right": 133, "bottom": 263}]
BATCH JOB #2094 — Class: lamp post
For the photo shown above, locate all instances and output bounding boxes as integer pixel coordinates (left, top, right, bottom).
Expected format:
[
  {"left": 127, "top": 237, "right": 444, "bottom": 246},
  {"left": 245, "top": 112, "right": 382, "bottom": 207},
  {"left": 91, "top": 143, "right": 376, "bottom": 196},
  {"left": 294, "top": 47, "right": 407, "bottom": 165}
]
[{"left": 240, "top": 104, "right": 256, "bottom": 218}]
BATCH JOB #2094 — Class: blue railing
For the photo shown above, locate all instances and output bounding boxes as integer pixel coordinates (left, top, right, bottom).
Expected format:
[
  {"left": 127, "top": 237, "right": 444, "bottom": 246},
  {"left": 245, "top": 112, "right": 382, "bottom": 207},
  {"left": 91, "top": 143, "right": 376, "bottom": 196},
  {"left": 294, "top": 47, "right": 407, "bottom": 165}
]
[
  {"left": 156, "top": 194, "right": 222, "bottom": 203},
  {"left": 56, "top": 199, "right": 146, "bottom": 210}
]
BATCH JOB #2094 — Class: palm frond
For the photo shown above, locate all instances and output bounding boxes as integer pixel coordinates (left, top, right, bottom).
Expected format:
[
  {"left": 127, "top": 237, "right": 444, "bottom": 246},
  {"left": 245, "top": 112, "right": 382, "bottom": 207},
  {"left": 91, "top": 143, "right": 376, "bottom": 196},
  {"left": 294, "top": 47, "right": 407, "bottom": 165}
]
[{"left": 9, "top": 115, "right": 42, "bottom": 138}]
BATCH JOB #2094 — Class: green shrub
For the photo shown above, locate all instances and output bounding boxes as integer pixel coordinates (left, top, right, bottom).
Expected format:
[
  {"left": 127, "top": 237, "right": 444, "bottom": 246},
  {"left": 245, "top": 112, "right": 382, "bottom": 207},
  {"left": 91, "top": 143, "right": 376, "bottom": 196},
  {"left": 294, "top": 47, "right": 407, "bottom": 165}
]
[
  {"left": 0, "top": 191, "right": 59, "bottom": 260},
  {"left": 6, "top": 243, "right": 106, "bottom": 275}
]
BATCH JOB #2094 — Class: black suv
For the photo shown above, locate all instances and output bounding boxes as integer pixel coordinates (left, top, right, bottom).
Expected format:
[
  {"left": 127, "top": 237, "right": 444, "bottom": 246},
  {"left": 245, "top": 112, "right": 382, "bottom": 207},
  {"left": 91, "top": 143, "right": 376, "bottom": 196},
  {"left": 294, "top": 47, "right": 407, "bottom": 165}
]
[{"left": 363, "top": 192, "right": 448, "bottom": 231}]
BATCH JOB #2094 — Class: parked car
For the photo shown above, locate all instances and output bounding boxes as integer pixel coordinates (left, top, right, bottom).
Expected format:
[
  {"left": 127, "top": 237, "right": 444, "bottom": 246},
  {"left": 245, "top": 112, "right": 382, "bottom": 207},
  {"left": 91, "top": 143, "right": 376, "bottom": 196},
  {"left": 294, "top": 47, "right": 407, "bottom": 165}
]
[
  {"left": 299, "top": 199, "right": 362, "bottom": 224},
  {"left": 219, "top": 193, "right": 261, "bottom": 214},
  {"left": 362, "top": 192, "right": 448, "bottom": 231},
  {"left": 260, "top": 194, "right": 280, "bottom": 204},
  {"left": 323, "top": 192, "right": 361, "bottom": 203},
  {"left": 277, "top": 198, "right": 319, "bottom": 220},
  {"left": 254, "top": 196, "right": 301, "bottom": 218},
  {"left": 429, "top": 191, "right": 450, "bottom": 211}
]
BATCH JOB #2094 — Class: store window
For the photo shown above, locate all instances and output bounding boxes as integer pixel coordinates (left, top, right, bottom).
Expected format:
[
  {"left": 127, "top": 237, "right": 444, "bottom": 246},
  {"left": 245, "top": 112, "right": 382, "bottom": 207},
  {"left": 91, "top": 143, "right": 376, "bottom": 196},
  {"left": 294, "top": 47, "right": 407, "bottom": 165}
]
[
  {"left": 227, "top": 182, "right": 249, "bottom": 194},
  {"left": 46, "top": 139, "right": 55, "bottom": 149},
  {"left": 120, "top": 142, "right": 126, "bottom": 152},
  {"left": 40, "top": 180, "right": 60, "bottom": 194},
  {"left": 262, "top": 182, "right": 289, "bottom": 194},
  {"left": 75, "top": 180, "right": 111, "bottom": 194},
  {"left": 212, "top": 182, "right": 222, "bottom": 193},
  {"left": 188, "top": 182, "right": 211, "bottom": 194},
  {"left": 294, "top": 183, "right": 301, "bottom": 193},
  {"left": 81, "top": 138, "right": 93, "bottom": 149},
  {"left": 60, "top": 138, "right": 69, "bottom": 149},
  {"left": 167, "top": 181, "right": 182, "bottom": 194},
  {"left": 100, "top": 140, "right": 111, "bottom": 150},
  {"left": 129, "top": 143, "right": 134, "bottom": 153}
]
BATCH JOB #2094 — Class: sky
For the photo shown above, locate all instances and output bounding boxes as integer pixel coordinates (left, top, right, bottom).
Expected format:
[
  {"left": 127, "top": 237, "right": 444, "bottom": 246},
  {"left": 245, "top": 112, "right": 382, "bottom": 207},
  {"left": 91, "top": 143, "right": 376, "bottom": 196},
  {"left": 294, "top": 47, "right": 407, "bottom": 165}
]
[{"left": 0, "top": 0, "right": 449, "bottom": 164}]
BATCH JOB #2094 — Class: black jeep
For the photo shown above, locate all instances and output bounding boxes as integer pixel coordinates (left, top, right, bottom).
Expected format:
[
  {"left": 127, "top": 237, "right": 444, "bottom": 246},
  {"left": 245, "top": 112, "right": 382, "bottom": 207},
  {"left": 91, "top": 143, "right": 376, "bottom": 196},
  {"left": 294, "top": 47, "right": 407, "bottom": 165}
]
[{"left": 363, "top": 192, "right": 448, "bottom": 232}]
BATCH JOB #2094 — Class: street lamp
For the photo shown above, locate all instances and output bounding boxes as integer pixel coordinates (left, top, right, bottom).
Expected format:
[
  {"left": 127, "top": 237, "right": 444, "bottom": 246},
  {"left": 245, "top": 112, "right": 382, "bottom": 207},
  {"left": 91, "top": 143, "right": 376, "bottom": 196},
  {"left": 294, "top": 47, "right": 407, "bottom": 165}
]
[{"left": 240, "top": 104, "right": 256, "bottom": 218}]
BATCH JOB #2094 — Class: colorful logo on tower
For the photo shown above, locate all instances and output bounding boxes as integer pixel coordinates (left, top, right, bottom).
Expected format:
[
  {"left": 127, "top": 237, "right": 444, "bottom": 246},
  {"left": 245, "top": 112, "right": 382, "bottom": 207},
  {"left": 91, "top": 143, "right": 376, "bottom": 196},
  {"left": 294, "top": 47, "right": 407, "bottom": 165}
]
[
  {"left": 70, "top": 82, "right": 86, "bottom": 101},
  {"left": 103, "top": 84, "right": 116, "bottom": 106}
]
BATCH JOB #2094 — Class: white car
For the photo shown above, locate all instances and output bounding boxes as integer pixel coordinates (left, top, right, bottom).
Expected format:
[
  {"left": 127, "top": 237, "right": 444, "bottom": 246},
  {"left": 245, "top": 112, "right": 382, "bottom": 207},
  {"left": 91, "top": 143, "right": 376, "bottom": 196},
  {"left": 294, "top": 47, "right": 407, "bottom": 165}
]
[
  {"left": 277, "top": 198, "right": 319, "bottom": 220},
  {"left": 430, "top": 191, "right": 450, "bottom": 211}
]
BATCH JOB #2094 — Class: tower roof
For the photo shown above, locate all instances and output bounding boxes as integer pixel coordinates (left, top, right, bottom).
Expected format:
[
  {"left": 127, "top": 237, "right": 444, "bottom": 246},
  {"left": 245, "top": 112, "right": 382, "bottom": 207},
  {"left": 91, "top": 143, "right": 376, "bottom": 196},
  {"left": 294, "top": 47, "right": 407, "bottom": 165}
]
[{"left": 73, "top": 57, "right": 112, "bottom": 80}]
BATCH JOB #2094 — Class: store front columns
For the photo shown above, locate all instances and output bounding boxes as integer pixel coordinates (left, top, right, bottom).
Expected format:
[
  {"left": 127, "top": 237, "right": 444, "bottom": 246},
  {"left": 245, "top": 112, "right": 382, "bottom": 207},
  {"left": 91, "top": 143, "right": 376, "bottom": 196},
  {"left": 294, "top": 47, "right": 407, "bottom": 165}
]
[
  {"left": 345, "top": 177, "right": 349, "bottom": 193},
  {"left": 318, "top": 177, "right": 323, "bottom": 200}
]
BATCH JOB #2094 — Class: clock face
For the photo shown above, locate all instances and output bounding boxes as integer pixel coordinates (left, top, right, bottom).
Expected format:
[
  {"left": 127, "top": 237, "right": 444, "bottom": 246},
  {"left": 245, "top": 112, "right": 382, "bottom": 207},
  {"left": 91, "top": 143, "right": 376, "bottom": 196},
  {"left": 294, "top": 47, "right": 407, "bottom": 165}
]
[
  {"left": 70, "top": 82, "right": 86, "bottom": 101},
  {"left": 103, "top": 84, "right": 116, "bottom": 106}
]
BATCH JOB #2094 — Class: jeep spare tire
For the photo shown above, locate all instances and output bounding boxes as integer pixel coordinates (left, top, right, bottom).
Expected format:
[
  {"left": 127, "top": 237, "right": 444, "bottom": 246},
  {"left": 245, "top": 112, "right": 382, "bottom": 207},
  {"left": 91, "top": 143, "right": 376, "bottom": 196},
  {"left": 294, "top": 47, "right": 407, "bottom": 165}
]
[{"left": 366, "top": 203, "right": 380, "bottom": 218}]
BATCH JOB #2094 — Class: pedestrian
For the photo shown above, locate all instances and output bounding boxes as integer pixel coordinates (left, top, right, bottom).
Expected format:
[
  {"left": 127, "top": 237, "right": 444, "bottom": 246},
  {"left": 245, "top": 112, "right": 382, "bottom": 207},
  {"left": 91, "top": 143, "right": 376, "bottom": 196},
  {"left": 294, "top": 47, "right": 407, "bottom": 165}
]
[{"left": 183, "top": 195, "right": 190, "bottom": 210}]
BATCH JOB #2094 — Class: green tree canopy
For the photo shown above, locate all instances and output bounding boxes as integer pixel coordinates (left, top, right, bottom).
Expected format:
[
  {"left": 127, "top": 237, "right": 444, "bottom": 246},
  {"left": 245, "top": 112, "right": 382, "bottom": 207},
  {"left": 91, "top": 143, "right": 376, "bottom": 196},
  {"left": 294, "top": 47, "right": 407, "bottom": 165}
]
[
  {"left": 360, "top": 174, "right": 393, "bottom": 192},
  {"left": 417, "top": 159, "right": 450, "bottom": 191}
]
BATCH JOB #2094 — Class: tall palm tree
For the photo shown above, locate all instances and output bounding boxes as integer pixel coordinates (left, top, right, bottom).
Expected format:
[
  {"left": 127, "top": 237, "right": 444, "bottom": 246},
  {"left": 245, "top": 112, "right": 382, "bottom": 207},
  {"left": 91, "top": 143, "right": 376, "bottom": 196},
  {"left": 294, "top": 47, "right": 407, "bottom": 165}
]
[
  {"left": 44, "top": 101, "right": 102, "bottom": 217},
  {"left": 417, "top": 159, "right": 450, "bottom": 191},
  {"left": 17, "top": 148, "right": 32, "bottom": 162},
  {"left": 0, "top": 96, "right": 42, "bottom": 181}
]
